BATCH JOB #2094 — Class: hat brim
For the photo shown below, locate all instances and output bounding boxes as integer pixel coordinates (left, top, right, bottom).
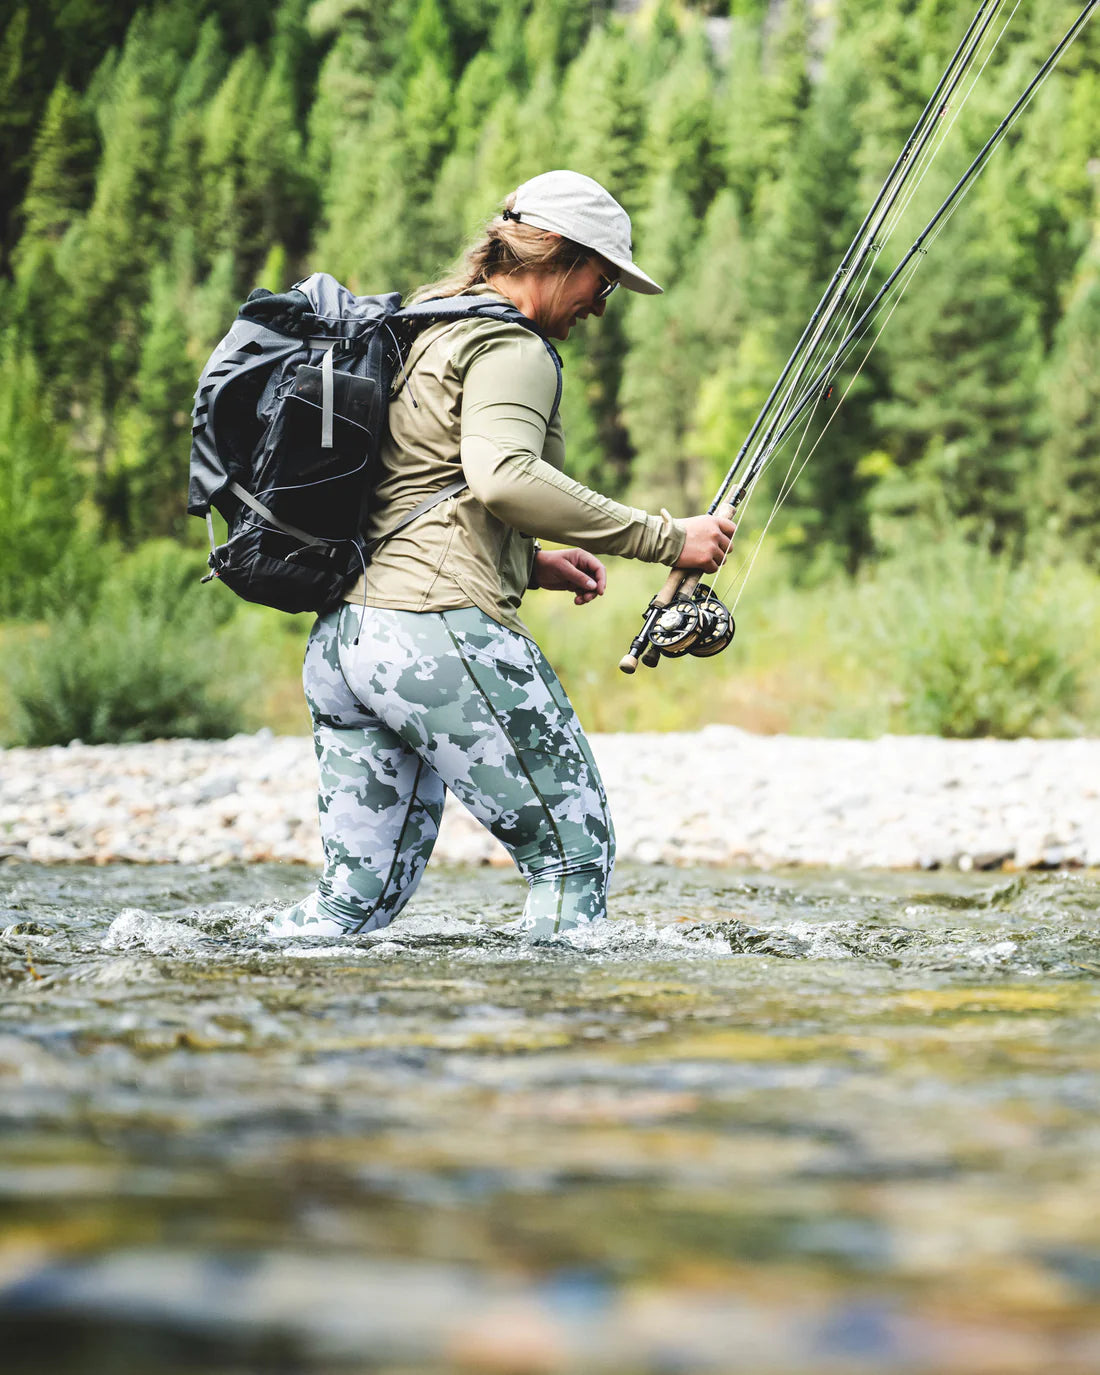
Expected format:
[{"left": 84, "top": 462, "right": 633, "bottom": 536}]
[
  {"left": 508, "top": 211, "right": 663, "bottom": 295},
  {"left": 601, "top": 254, "right": 663, "bottom": 295}
]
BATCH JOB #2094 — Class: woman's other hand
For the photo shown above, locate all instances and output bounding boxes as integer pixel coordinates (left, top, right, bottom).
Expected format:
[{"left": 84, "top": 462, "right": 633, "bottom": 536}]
[
  {"left": 675, "top": 514, "right": 736, "bottom": 572},
  {"left": 533, "top": 548, "right": 608, "bottom": 604}
]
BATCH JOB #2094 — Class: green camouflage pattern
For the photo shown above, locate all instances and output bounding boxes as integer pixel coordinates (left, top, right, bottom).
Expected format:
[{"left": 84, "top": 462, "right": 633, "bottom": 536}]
[{"left": 268, "top": 604, "right": 614, "bottom": 940}]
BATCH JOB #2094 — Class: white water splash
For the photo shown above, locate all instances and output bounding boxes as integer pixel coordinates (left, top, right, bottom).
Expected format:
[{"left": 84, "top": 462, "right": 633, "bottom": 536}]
[{"left": 101, "top": 909, "right": 207, "bottom": 956}]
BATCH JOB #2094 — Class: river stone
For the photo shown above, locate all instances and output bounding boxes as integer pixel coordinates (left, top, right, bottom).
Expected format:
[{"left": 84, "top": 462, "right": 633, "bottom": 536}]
[{"left": 1, "top": 731, "right": 1098, "bottom": 873}]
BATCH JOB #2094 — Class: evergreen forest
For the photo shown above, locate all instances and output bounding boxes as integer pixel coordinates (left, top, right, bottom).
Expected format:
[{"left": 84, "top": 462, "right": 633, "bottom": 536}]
[{"left": 2, "top": 0, "right": 1098, "bottom": 742}]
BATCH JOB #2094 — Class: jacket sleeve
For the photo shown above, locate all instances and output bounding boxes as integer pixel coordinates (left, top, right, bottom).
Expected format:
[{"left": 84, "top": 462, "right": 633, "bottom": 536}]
[{"left": 454, "top": 328, "right": 686, "bottom": 565}]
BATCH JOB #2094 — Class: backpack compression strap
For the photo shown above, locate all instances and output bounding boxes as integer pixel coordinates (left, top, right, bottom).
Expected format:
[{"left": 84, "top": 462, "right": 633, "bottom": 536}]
[
  {"left": 223, "top": 476, "right": 470, "bottom": 560},
  {"left": 227, "top": 481, "right": 332, "bottom": 549}
]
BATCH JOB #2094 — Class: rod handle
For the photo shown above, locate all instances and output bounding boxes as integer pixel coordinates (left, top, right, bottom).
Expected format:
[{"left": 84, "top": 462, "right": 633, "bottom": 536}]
[
  {"left": 652, "top": 567, "right": 687, "bottom": 608},
  {"left": 617, "top": 501, "right": 735, "bottom": 674}
]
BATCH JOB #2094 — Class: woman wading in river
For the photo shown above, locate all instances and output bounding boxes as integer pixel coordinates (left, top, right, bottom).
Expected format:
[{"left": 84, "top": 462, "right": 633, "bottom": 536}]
[{"left": 271, "top": 171, "right": 734, "bottom": 940}]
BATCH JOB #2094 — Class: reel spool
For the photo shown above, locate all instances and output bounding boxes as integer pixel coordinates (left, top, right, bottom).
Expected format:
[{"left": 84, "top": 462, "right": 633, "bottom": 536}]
[
  {"left": 647, "top": 597, "right": 703, "bottom": 657},
  {"left": 644, "top": 585, "right": 735, "bottom": 660},
  {"left": 689, "top": 589, "right": 735, "bottom": 658}
]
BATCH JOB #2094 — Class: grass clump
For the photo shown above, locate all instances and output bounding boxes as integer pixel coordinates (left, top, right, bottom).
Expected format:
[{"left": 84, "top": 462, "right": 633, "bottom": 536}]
[
  {"left": 3, "top": 541, "right": 261, "bottom": 746},
  {"left": 837, "top": 537, "right": 1095, "bottom": 737}
]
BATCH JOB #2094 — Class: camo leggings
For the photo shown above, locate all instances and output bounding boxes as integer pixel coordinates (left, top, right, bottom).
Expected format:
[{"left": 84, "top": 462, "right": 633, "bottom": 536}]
[{"left": 269, "top": 603, "right": 615, "bottom": 939}]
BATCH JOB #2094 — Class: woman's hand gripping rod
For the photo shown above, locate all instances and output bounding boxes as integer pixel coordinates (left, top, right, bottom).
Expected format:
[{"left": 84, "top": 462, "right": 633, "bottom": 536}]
[{"left": 619, "top": 504, "right": 736, "bottom": 673}]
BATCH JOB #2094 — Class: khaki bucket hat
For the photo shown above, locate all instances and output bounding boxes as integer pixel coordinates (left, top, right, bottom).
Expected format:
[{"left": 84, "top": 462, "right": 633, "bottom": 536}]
[{"left": 503, "top": 169, "right": 663, "bottom": 295}]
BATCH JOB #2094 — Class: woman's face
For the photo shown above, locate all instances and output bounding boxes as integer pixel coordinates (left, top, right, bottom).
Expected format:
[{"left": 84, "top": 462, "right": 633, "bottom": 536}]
[{"left": 537, "top": 258, "right": 618, "bottom": 341}]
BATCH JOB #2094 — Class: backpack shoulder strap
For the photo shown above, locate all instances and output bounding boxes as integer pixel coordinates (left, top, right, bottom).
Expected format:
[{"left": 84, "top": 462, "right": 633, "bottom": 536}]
[
  {"left": 360, "top": 297, "right": 565, "bottom": 564},
  {"left": 362, "top": 477, "right": 469, "bottom": 558},
  {"left": 397, "top": 296, "right": 564, "bottom": 422}
]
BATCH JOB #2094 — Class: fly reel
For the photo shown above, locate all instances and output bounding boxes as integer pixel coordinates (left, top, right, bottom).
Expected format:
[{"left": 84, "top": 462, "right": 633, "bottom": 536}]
[{"left": 646, "top": 584, "right": 735, "bottom": 659}]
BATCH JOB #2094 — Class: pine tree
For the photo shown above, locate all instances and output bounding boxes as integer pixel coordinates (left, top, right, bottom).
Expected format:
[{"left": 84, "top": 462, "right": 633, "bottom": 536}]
[
  {"left": 508, "top": 62, "right": 563, "bottom": 183},
  {"left": 241, "top": 52, "right": 316, "bottom": 267},
  {"left": 5, "top": 239, "right": 77, "bottom": 409},
  {"left": 1038, "top": 213, "right": 1100, "bottom": 561},
  {"left": 402, "top": 0, "right": 453, "bottom": 82},
  {"left": 56, "top": 13, "right": 182, "bottom": 444},
  {"left": 985, "top": 8, "right": 1100, "bottom": 350},
  {"left": 0, "top": 336, "right": 89, "bottom": 619},
  {"left": 524, "top": 0, "right": 593, "bottom": 75},
  {"left": 307, "top": 21, "right": 380, "bottom": 190},
  {"left": 746, "top": 44, "right": 876, "bottom": 571},
  {"left": 187, "top": 247, "right": 241, "bottom": 356},
  {"left": 104, "top": 261, "right": 196, "bottom": 538},
  {"left": 449, "top": 48, "right": 510, "bottom": 158},
  {"left": 559, "top": 26, "right": 648, "bottom": 213},
  {"left": 643, "top": 25, "right": 721, "bottom": 219},
  {"left": 843, "top": 1, "right": 927, "bottom": 215},
  {"left": 717, "top": 16, "right": 766, "bottom": 217},
  {"left": 161, "top": 18, "right": 230, "bottom": 252},
  {"left": 402, "top": 54, "right": 455, "bottom": 186},
  {"left": 14, "top": 80, "right": 96, "bottom": 257},
  {"left": 752, "top": 0, "right": 812, "bottom": 188},
  {"left": 0, "top": 6, "right": 44, "bottom": 266},
  {"left": 683, "top": 190, "right": 764, "bottom": 509},
  {"left": 486, "top": 2, "right": 528, "bottom": 88},
  {"left": 872, "top": 187, "right": 1044, "bottom": 549},
  {"left": 197, "top": 49, "right": 265, "bottom": 263},
  {"left": 620, "top": 176, "right": 707, "bottom": 509}
]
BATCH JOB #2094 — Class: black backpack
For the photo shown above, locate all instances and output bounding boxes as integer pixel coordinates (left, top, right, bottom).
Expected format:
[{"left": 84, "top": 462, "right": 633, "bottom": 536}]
[{"left": 188, "top": 272, "right": 562, "bottom": 614}]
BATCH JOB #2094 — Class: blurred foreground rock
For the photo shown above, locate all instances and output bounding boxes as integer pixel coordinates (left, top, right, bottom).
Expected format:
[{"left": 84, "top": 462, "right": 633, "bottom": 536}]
[{"left": 1, "top": 727, "right": 1097, "bottom": 870}]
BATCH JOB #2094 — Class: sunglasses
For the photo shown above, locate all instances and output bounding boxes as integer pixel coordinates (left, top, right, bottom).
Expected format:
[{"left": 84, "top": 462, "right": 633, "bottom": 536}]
[{"left": 594, "top": 272, "right": 619, "bottom": 302}]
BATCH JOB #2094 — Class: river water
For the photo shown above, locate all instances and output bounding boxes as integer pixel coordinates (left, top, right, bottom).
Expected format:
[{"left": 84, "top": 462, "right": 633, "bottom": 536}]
[{"left": 1, "top": 860, "right": 1098, "bottom": 1373}]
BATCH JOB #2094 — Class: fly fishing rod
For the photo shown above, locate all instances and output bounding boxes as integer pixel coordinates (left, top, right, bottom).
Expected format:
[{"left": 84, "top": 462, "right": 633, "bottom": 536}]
[
  {"left": 619, "top": 0, "right": 1096, "bottom": 674},
  {"left": 615, "top": 0, "right": 1006, "bottom": 673},
  {"left": 614, "top": 0, "right": 999, "bottom": 673}
]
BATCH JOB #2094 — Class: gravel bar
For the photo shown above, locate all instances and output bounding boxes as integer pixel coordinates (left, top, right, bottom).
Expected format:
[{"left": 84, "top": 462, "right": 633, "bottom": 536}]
[{"left": 2, "top": 727, "right": 1097, "bottom": 871}]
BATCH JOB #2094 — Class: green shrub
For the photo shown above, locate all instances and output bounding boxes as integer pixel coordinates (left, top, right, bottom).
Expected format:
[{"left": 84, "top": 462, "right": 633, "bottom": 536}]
[
  {"left": 3, "top": 541, "right": 256, "bottom": 746},
  {"left": 840, "top": 538, "right": 1093, "bottom": 738}
]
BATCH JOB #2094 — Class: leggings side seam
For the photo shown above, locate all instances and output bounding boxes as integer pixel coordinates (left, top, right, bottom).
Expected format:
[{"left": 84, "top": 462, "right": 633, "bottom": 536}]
[
  {"left": 520, "top": 636, "right": 614, "bottom": 874},
  {"left": 441, "top": 619, "right": 568, "bottom": 933},
  {"left": 350, "top": 754, "right": 429, "bottom": 934}
]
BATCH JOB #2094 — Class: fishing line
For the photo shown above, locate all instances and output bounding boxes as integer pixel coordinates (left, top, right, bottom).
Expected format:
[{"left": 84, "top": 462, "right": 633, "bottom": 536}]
[
  {"left": 874, "top": 0, "right": 1021, "bottom": 247},
  {"left": 708, "top": 0, "right": 1009, "bottom": 516},
  {"left": 713, "top": 250, "right": 924, "bottom": 616},
  {"left": 725, "top": 258, "right": 925, "bottom": 616},
  {"left": 714, "top": 13, "right": 1075, "bottom": 617},
  {"left": 743, "top": 0, "right": 1020, "bottom": 493},
  {"left": 706, "top": 239, "right": 901, "bottom": 607},
  {"left": 714, "top": 244, "right": 911, "bottom": 607},
  {"left": 721, "top": 0, "right": 1094, "bottom": 519},
  {"left": 621, "top": 0, "right": 1096, "bottom": 673}
]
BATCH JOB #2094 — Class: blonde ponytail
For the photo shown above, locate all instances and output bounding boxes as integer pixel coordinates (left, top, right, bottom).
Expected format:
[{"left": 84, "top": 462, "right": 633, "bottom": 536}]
[{"left": 408, "top": 193, "right": 591, "bottom": 303}]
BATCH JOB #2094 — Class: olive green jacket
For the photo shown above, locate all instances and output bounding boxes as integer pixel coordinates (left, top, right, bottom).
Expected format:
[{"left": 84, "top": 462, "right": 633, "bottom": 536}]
[{"left": 345, "top": 286, "right": 686, "bottom": 635}]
